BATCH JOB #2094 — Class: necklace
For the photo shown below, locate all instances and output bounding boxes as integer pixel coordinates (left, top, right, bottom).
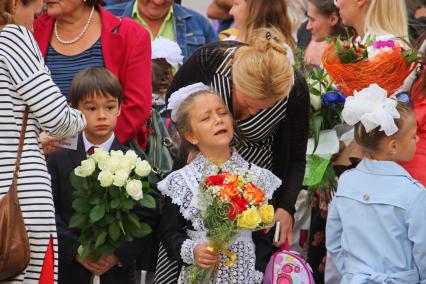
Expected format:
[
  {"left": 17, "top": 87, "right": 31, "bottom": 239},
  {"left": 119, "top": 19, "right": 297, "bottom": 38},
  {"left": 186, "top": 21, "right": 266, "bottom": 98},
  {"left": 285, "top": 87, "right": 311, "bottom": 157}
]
[{"left": 54, "top": 6, "right": 95, "bottom": 45}]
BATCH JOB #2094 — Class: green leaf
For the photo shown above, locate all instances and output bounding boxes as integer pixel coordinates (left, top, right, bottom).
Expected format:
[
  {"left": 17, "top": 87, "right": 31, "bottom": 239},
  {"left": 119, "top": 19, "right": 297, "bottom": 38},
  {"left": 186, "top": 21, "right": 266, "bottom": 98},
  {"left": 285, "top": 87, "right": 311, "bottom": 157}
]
[
  {"left": 109, "top": 187, "right": 121, "bottom": 199},
  {"left": 126, "top": 212, "right": 142, "bottom": 229},
  {"left": 72, "top": 198, "right": 91, "bottom": 213},
  {"left": 139, "top": 194, "right": 156, "bottom": 209},
  {"left": 98, "top": 243, "right": 115, "bottom": 256},
  {"left": 108, "top": 222, "right": 121, "bottom": 241},
  {"left": 69, "top": 171, "right": 83, "bottom": 191},
  {"left": 111, "top": 199, "right": 121, "bottom": 209},
  {"left": 90, "top": 204, "right": 106, "bottom": 223},
  {"left": 312, "top": 115, "right": 323, "bottom": 153},
  {"left": 122, "top": 199, "right": 135, "bottom": 210},
  {"left": 69, "top": 213, "right": 87, "bottom": 229},
  {"left": 95, "top": 231, "right": 107, "bottom": 248},
  {"left": 134, "top": 223, "right": 152, "bottom": 238}
]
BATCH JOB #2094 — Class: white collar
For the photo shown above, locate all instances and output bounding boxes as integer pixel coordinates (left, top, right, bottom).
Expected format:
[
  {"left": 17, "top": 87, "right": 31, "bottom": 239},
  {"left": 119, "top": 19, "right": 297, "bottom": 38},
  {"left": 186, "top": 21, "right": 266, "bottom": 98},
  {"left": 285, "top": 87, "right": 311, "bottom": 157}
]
[{"left": 82, "top": 132, "right": 115, "bottom": 153}]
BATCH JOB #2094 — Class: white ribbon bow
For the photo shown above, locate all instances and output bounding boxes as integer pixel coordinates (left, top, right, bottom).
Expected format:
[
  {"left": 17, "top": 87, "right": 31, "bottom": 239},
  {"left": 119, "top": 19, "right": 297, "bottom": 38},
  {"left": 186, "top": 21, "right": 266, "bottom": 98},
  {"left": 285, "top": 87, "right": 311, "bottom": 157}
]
[
  {"left": 167, "top": 82, "right": 210, "bottom": 122},
  {"left": 342, "top": 84, "right": 400, "bottom": 136},
  {"left": 152, "top": 37, "right": 184, "bottom": 66}
]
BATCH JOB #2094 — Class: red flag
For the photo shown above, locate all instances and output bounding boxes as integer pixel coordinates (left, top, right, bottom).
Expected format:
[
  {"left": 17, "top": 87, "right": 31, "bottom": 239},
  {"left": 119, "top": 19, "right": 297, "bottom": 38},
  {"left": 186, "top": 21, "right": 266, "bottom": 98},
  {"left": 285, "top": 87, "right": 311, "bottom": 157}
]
[{"left": 39, "top": 235, "right": 54, "bottom": 284}]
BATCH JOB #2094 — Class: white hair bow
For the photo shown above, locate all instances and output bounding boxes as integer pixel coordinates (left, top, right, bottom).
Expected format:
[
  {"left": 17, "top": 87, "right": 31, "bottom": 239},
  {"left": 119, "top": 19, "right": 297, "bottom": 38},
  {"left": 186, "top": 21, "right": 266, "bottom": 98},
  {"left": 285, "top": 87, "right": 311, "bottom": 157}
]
[
  {"left": 167, "top": 82, "right": 210, "bottom": 122},
  {"left": 151, "top": 37, "right": 184, "bottom": 65},
  {"left": 342, "top": 84, "right": 400, "bottom": 136}
]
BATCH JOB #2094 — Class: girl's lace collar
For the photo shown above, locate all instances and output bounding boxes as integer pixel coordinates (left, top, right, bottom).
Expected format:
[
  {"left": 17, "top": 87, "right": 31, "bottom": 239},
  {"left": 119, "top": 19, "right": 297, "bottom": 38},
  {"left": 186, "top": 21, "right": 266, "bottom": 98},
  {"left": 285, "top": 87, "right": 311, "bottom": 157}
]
[{"left": 190, "top": 151, "right": 250, "bottom": 178}]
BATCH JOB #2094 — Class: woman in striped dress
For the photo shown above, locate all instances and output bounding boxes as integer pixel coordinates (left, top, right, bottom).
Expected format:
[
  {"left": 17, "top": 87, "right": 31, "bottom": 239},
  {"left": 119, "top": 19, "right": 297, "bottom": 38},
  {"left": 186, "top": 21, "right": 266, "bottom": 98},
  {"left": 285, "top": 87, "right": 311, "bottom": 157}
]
[
  {"left": 154, "top": 27, "right": 310, "bottom": 283},
  {"left": 0, "top": 0, "right": 86, "bottom": 282}
]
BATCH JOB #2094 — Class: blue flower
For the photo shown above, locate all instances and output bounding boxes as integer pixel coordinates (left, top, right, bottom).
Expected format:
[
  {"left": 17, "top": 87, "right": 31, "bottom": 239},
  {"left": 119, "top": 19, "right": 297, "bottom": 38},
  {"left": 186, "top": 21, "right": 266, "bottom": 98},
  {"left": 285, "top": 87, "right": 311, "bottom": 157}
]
[{"left": 322, "top": 91, "right": 346, "bottom": 107}]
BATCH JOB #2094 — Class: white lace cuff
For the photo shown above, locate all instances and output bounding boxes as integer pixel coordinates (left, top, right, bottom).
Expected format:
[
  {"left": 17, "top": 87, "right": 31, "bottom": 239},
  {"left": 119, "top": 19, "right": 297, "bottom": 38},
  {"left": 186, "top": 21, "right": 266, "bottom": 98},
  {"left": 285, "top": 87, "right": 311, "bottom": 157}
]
[{"left": 180, "top": 239, "right": 198, "bottom": 265}]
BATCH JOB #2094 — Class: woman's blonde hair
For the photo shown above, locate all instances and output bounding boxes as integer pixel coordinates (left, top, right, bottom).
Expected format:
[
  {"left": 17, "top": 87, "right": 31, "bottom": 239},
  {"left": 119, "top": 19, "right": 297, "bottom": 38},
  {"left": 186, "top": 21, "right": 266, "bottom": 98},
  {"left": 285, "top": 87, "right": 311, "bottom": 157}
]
[
  {"left": 365, "top": 0, "right": 409, "bottom": 42},
  {"left": 233, "top": 27, "right": 294, "bottom": 101},
  {"left": 240, "top": 0, "right": 296, "bottom": 51}
]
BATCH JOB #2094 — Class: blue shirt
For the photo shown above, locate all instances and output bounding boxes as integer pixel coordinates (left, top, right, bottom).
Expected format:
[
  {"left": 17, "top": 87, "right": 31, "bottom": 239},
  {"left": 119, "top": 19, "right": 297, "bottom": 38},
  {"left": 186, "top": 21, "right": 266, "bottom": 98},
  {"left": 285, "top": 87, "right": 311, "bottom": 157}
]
[
  {"left": 326, "top": 158, "right": 426, "bottom": 284},
  {"left": 45, "top": 39, "right": 104, "bottom": 101}
]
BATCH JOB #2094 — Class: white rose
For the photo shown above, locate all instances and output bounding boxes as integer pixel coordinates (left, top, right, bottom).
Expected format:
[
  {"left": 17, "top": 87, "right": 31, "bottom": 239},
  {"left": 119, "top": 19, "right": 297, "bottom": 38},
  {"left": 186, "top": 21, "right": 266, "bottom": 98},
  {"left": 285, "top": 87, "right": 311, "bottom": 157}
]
[
  {"left": 113, "top": 169, "right": 129, "bottom": 187},
  {"left": 91, "top": 148, "right": 110, "bottom": 164},
  {"left": 124, "top": 150, "right": 138, "bottom": 167},
  {"left": 98, "top": 170, "right": 114, "bottom": 187},
  {"left": 74, "top": 158, "right": 96, "bottom": 177},
  {"left": 126, "top": 180, "right": 143, "bottom": 201},
  {"left": 119, "top": 157, "right": 134, "bottom": 173},
  {"left": 99, "top": 156, "right": 121, "bottom": 173},
  {"left": 310, "top": 93, "right": 322, "bottom": 110},
  {"left": 110, "top": 150, "right": 124, "bottom": 159},
  {"left": 135, "top": 159, "right": 152, "bottom": 177}
]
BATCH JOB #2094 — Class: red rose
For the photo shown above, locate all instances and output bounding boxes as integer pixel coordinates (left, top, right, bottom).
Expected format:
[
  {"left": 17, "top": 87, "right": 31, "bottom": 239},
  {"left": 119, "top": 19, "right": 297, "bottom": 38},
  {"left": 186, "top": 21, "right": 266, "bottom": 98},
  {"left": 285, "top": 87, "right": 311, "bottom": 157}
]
[
  {"left": 354, "top": 52, "right": 360, "bottom": 58},
  {"left": 226, "top": 197, "right": 248, "bottom": 221},
  {"left": 205, "top": 174, "right": 226, "bottom": 186}
]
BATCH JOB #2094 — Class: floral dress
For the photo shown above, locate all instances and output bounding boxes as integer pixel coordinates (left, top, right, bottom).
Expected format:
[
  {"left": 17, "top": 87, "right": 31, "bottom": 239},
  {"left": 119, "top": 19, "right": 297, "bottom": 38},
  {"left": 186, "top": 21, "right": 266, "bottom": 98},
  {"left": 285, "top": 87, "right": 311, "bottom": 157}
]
[{"left": 157, "top": 152, "right": 282, "bottom": 283}]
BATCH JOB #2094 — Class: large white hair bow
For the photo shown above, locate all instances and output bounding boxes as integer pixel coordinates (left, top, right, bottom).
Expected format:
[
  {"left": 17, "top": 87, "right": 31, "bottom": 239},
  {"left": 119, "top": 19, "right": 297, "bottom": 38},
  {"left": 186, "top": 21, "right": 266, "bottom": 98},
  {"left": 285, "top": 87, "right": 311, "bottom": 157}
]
[
  {"left": 152, "top": 37, "right": 184, "bottom": 65},
  {"left": 167, "top": 82, "right": 210, "bottom": 122},
  {"left": 342, "top": 84, "right": 400, "bottom": 136}
]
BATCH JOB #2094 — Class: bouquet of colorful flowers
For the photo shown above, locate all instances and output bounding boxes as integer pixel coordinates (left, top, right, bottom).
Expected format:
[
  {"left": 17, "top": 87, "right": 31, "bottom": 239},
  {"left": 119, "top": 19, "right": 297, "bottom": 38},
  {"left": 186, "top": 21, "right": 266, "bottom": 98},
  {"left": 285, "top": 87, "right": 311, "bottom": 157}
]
[
  {"left": 69, "top": 148, "right": 156, "bottom": 264},
  {"left": 322, "top": 35, "right": 418, "bottom": 96},
  {"left": 187, "top": 171, "right": 275, "bottom": 283}
]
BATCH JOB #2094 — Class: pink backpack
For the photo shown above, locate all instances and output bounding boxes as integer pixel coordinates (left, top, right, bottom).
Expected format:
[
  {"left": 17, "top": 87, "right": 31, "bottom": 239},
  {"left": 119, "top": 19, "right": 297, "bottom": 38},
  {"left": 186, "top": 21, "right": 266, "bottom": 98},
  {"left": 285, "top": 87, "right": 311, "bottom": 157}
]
[{"left": 263, "top": 243, "right": 314, "bottom": 284}]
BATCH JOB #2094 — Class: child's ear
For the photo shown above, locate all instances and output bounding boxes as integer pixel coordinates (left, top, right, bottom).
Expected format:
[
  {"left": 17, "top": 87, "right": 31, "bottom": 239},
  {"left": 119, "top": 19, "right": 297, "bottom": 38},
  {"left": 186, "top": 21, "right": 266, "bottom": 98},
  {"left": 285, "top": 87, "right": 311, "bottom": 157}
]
[
  {"left": 117, "top": 105, "right": 122, "bottom": 116},
  {"left": 386, "top": 138, "right": 398, "bottom": 156},
  {"left": 183, "top": 131, "right": 198, "bottom": 146}
]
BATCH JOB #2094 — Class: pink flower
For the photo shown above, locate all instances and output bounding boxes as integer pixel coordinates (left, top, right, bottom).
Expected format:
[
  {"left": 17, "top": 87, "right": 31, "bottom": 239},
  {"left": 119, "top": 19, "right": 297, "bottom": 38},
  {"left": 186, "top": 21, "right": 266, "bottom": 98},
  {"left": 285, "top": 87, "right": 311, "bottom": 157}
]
[{"left": 373, "top": 40, "right": 395, "bottom": 49}]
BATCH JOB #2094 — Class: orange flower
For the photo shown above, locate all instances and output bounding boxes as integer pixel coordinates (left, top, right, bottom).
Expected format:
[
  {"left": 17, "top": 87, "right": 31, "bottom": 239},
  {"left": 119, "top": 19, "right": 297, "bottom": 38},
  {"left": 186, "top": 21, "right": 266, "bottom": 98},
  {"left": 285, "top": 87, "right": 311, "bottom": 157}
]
[
  {"left": 242, "top": 183, "right": 266, "bottom": 205},
  {"left": 219, "top": 182, "right": 239, "bottom": 200}
]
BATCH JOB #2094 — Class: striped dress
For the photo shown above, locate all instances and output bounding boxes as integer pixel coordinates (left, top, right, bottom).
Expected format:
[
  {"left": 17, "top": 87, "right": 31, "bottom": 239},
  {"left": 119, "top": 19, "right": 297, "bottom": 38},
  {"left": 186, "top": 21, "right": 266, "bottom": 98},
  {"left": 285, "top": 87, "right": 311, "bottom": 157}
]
[{"left": 0, "top": 25, "right": 86, "bottom": 283}]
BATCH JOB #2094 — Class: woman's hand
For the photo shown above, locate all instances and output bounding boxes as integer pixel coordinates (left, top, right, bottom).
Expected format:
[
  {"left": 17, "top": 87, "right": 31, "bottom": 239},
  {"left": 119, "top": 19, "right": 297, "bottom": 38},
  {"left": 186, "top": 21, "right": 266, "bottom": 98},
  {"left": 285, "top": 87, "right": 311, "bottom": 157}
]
[
  {"left": 193, "top": 243, "right": 220, "bottom": 268},
  {"left": 40, "top": 132, "right": 63, "bottom": 155},
  {"left": 273, "top": 208, "right": 294, "bottom": 247}
]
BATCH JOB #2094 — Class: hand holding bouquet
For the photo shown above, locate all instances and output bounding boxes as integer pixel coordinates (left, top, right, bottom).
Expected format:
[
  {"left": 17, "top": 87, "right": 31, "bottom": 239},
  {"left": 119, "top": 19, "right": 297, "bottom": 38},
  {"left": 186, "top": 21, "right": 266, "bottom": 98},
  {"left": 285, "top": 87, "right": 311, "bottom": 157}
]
[
  {"left": 69, "top": 148, "right": 156, "bottom": 264},
  {"left": 187, "top": 171, "right": 275, "bottom": 283}
]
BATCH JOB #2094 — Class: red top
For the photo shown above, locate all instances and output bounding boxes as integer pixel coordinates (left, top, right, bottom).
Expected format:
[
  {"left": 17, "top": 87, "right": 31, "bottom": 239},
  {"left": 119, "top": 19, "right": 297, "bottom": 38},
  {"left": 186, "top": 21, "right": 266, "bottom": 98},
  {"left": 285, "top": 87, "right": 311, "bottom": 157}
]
[
  {"left": 33, "top": 6, "right": 152, "bottom": 148},
  {"left": 400, "top": 70, "right": 426, "bottom": 186}
]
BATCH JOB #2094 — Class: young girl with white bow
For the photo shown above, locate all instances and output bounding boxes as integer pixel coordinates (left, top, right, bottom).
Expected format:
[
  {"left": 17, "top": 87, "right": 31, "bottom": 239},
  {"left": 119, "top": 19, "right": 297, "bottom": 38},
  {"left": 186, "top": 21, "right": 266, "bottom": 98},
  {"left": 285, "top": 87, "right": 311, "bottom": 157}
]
[
  {"left": 325, "top": 84, "right": 426, "bottom": 283},
  {"left": 157, "top": 83, "right": 282, "bottom": 283}
]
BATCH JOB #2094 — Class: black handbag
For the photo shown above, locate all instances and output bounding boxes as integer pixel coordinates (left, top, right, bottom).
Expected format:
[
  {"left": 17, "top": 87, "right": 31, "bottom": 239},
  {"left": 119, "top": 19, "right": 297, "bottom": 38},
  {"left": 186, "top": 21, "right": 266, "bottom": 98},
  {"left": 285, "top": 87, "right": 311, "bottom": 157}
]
[{"left": 129, "top": 108, "right": 178, "bottom": 186}]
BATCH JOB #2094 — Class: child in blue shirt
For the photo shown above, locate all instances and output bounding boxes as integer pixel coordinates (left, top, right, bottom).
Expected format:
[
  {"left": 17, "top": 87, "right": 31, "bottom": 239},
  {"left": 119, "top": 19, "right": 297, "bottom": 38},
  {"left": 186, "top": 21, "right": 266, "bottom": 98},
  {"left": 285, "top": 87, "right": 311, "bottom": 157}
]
[{"left": 325, "top": 84, "right": 426, "bottom": 284}]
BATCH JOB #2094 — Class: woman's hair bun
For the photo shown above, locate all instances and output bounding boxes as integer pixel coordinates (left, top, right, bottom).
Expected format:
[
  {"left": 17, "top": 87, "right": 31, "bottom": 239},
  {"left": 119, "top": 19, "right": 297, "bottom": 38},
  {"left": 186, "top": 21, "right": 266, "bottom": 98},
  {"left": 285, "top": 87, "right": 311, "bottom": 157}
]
[{"left": 245, "top": 26, "right": 288, "bottom": 56}]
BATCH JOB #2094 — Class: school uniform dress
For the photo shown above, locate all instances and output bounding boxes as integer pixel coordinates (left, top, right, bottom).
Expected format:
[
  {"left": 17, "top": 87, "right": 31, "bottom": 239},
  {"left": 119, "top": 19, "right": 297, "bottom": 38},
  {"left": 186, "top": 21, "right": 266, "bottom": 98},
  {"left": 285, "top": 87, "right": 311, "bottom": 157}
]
[
  {"left": 0, "top": 25, "right": 85, "bottom": 283},
  {"left": 157, "top": 152, "right": 282, "bottom": 284},
  {"left": 326, "top": 158, "right": 426, "bottom": 283}
]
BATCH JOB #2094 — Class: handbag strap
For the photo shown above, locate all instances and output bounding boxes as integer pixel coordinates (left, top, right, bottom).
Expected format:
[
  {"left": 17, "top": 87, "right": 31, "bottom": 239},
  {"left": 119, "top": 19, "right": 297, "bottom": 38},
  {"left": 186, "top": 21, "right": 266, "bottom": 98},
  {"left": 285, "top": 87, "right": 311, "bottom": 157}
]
[{"left": 12, "top": 107, "right": 29, "bottom": 185}]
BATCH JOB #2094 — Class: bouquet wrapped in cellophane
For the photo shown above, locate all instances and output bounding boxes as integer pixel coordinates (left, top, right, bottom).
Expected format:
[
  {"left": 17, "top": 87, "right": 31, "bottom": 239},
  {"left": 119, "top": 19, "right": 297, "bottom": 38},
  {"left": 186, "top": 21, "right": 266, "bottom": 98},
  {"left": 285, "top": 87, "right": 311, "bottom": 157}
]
[
  {"left": 69, "top": 148, "right": 156, "bottom": 267},
  {"left": 187, "top": 171, "right": 275, "bottom": 284}
]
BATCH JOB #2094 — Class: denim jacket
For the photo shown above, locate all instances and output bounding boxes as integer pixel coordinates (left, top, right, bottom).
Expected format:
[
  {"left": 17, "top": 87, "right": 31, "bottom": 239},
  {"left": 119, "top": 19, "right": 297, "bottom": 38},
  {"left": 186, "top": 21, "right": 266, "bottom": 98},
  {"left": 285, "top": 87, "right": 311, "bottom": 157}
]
[{"left": 106, "top": 2, "right": 218, "bottom": 62}]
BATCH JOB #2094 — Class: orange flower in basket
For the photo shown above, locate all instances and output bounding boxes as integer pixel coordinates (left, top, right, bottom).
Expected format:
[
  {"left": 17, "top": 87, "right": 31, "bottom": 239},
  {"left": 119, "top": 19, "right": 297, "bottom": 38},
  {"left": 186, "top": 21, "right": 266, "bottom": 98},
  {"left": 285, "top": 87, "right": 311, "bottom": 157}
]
[
  {"left": 219, "top": 182, "right": 239, "bottom": 201},
  {"left": 322, "top": 43, "right": 414, "bottom": 97},
  {"left": 242, "top": 183, "right": 266, "bottom": 205}
]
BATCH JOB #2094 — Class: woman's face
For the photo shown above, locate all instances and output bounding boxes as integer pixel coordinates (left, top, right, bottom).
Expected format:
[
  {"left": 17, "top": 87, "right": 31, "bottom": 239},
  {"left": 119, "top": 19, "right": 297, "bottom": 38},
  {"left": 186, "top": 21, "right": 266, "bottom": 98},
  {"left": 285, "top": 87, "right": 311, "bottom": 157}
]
[
  {"left": 229, "top": 0, "right": 246, "bottom": 29},
  {"left": 13, "top": 0, "right": 43, "bottom": 31},
  {"left": 234, "top": 88, "right": 280, "bottom": 116},
  {"left": 306, "top": 3, "right": 338, "bottom": 42},
  {"left": 334, "top": 0, "right": 360, "bottom": 28},
  {"left": 45, "top": 0, "right": 85, "bottom": 18}
]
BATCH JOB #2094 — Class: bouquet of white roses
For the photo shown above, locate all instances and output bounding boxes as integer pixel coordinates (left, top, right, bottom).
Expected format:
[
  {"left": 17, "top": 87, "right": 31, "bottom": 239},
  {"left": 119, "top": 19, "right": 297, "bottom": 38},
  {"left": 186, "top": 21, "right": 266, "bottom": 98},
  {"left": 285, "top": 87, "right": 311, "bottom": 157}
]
[{"left": 69, "top": 148, "right": 156, "bottom": 262}]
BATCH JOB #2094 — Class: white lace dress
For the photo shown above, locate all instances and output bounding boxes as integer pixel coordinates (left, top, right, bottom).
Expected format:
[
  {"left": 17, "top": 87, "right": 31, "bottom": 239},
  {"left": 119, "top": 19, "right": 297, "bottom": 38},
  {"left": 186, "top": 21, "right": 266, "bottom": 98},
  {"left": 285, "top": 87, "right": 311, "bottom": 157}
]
[{"left": 157, "top": 152, "right": 282, "bottom": 284}]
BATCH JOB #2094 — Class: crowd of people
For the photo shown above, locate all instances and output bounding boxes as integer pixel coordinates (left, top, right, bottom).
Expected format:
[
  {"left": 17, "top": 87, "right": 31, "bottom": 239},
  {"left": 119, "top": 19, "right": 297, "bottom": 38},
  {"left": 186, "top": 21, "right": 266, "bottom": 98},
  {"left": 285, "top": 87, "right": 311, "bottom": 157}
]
[{"left": 0, "top": 0, "right": 425, "bottom": 283}]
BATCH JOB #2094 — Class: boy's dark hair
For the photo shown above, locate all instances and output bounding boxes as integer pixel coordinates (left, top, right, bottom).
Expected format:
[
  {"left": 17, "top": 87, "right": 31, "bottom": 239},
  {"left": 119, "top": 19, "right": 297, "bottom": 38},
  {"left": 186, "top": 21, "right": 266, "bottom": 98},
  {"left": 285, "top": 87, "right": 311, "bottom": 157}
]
[
  {"left": 354, "top": 102, "right": 412, "bottom": 151},
  {"left": 69, "top": 67, "right": 123, "bottom": 108}
]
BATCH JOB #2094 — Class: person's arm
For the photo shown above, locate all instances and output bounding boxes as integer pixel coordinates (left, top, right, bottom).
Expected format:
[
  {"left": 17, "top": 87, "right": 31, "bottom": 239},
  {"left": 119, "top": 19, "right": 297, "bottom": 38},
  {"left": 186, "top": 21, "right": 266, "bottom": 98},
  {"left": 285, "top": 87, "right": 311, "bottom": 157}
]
[
  {"left": 325, "top": 199, "right": 343, "bottom": 283},
  {"left": 1, "top": 26, "right": 86, "bottom": 137},
  {"left": 207, "top": 1, "right": 232, "bottom": 20},
  {"left": 407, "top": 191, "right": 426, "bottom": 282},
  {"left": 115, "top": 20, "right": 152, "bottom": 145},
  {"left": 275, "top": 72, "right": 310, "bottom": 214},
  {"left": 47, "top": 153, "right": 81, "bottom": 263},
  {"left": 157, "top": 197, "right": 198, "bottom": 265}
]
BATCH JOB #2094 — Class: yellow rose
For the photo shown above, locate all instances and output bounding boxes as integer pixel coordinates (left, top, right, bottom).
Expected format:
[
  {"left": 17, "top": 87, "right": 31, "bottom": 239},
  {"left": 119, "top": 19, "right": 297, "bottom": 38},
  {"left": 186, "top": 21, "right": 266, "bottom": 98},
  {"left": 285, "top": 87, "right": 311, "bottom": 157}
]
[
  {"left": 237, "top": 208, "right": 261, "bottom": 229},
  {"left": 258, "top": 204, "right": 275, "bottom": 225}
]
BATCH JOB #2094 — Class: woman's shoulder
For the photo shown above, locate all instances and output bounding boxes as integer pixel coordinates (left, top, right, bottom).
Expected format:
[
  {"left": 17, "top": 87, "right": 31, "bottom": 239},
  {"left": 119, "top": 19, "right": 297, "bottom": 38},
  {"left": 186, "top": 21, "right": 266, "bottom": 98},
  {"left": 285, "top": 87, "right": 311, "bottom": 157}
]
[{"left": 0, "top": 25, "right": 39, "bottom": 54}]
